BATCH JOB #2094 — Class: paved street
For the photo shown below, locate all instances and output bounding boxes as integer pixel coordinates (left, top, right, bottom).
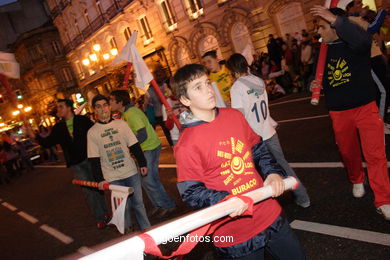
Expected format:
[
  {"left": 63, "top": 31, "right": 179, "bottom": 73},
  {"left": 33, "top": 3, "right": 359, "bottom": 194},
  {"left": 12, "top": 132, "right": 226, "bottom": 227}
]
[{"left": 0, "top": 93, "right": 389, "bottom": 260}]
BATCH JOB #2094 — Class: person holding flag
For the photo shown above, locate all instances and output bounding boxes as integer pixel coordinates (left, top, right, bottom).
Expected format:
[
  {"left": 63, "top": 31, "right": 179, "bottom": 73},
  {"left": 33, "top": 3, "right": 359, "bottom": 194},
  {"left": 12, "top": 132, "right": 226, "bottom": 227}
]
[
  {"left": 109, "top": 90, "right": 176, "bottom": 218},
  {"left": 87, "top": 94, "right": 151, "bottom": 232},
  {"left": 111, "top": 31, "right": 177, "bottom": 218},
  {"left": 310, "top": 6, "right": 390, "bottom": 220}
]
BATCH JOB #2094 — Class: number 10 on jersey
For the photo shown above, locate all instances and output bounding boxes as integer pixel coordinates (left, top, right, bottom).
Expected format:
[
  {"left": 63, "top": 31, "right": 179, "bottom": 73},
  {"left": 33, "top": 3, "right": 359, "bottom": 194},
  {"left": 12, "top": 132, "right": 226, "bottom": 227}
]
[{"left": 251, "top": 100, "right": 268, "bottom": 123}]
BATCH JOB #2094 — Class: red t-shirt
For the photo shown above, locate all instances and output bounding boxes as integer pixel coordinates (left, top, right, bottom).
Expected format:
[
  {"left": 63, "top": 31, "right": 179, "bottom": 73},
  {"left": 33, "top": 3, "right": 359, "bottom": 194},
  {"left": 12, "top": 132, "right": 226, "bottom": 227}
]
[{"left": 175, "top": 108, "right": 281, "bottom": 247}]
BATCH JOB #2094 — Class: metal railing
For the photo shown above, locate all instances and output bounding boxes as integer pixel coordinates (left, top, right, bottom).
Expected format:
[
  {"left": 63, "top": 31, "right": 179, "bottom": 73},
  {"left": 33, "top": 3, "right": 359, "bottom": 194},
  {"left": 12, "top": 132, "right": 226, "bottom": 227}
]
[{"left": 59, "top": 0, "right": 134, "bottom": 54}]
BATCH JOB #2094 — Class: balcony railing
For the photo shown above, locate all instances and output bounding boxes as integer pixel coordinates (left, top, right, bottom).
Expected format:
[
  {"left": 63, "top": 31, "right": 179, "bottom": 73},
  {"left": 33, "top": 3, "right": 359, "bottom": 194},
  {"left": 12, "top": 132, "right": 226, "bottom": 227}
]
[
  {"left": 63, "top": 0, "right": 134, "bottom": 54},
  {"left": 50, "top": 0, "right": 71, "bottom": 19}
]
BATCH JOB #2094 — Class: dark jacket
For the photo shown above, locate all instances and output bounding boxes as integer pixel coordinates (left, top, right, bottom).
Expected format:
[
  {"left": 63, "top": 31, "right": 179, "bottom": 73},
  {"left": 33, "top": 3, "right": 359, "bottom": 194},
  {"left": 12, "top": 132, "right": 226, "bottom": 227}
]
[
  {"left": 322, "top": 16, "right": 376, "bottom": 111},
  {"left": 38, "top": 115, "right": 93, "bottom": 167}
]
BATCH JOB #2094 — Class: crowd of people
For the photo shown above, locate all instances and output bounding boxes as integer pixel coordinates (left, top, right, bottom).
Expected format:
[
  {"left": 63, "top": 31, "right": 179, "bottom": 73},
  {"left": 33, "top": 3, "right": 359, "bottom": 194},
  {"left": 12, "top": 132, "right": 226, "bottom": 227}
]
[
  {"left": 0, "top": 126, "right": 60, "bottom": 184},
  {"left": 1, "top": 1, "right": 390, "bottom": 259}
]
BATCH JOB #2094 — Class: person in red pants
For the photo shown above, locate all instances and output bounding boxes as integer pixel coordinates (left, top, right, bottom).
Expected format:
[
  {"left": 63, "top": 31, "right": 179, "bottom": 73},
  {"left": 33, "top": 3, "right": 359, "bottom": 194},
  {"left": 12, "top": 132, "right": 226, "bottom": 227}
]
[{"left": 311, "top": 6, "right": 390, "bottom": 220}]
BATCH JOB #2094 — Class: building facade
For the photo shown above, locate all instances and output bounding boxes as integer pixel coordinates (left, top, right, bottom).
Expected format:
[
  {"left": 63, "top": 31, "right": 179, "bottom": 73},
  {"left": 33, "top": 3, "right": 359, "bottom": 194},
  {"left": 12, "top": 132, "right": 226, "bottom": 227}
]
[
  {"left": 12, "top": 23, "right": 78, "bottom": 125},
  {"left": 45, "top": 0, "right": 382, "bottom": 96}
]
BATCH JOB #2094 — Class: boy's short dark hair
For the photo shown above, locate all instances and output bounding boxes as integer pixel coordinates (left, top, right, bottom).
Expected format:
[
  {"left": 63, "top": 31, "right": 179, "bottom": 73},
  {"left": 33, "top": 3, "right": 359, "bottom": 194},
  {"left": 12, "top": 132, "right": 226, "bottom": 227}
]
[
  {"left": 110, "top": 89, "right": 131, "bottom": 106},
  {"left": 57, "top": 99, "right": 73, "bottom": 109},
  {"left": 226, "top": 54, "right": 248, "bottom": 74},
  {"left": 172, "top": 64, "right": 208, "bottom": 99},
  {"left": 202, "top": 50, "right": 217, "bottom": 59},
  {"left": 92, "top": 94, "right": 109, "bottom": 108}
]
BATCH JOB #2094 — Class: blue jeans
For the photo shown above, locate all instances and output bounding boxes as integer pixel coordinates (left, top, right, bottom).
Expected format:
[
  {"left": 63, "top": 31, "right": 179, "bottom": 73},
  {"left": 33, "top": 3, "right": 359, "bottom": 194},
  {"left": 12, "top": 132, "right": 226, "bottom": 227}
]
[
  {"left": 71, "top": 159, "right": 107, "bottom": 222},
  {"left": 110, "top": 173, "right": 151, "bottom": 230},
  {"left": 264, "top": 134, "right": 310, "bottom": 205},
  {"left": 143, "top": 145, "right": 176, "bottom": 209}
]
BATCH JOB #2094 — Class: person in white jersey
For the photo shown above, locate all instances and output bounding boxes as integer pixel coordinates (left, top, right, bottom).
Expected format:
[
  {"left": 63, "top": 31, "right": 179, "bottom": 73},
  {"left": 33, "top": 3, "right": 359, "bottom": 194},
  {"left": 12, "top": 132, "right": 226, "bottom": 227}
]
[{"left": 227, "top": 53, "right": 310, "bottom": 208}]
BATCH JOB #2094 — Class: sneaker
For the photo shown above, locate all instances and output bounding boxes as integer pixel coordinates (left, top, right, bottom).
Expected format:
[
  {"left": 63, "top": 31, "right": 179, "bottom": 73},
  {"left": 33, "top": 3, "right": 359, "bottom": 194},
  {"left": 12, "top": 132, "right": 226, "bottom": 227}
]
[
  {"left": 295, "top": 199, "right": 311, "bottom": 208},
  {"left": 97, "top": 221, "right": 107, "bottom": 229},
  {"left": 376, "top": 205, "right": 390, "bottom": 220},
  {"left": 352, "top": 183, "right": 365, "bottom": 198}
]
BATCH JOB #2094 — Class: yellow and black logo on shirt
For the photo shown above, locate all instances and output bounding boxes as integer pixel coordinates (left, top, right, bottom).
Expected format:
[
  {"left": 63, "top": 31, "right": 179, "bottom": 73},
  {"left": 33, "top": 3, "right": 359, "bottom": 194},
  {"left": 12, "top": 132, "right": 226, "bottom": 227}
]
[{"left": 327, "top": 58, "right": 352, "bottom": 87}]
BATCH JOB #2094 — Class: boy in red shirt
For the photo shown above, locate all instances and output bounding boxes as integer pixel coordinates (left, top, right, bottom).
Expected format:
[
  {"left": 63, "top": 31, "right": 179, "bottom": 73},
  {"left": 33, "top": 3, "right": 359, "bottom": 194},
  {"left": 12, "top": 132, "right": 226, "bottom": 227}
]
[{"left": 172, "top": 64, "right": 305, "bottom": 260}]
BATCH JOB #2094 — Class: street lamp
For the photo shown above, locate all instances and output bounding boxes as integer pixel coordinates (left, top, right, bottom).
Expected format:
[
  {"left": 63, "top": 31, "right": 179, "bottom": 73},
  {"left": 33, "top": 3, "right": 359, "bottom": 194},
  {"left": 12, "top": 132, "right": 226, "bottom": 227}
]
[
  {"left": 12, "top": 110, "right": 20, "bottom": 116},
  {"left": 82, "top": 43, "right": 119, "bottom": 93},
  {"left": 24, "top": 106, "right": 32, "bottom": 112},
  {"left": 17, "top": 104, "right": 23, "bottom": 109},
  {"left": 82, "top": 58, "right": 90, "bottom": 66},
  {"left": 110, "top": 48, "right": 118, "bottom": 56},
  {"left": 93, "top": 43, "right": 101, "bottom": 52}
]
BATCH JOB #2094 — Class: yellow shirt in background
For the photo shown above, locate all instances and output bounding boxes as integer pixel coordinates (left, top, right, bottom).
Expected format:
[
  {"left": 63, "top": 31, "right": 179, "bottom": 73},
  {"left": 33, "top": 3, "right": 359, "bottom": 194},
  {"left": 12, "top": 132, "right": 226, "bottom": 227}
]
[{"left": 209, "top": 65, "right": 233, "bottom": 103}]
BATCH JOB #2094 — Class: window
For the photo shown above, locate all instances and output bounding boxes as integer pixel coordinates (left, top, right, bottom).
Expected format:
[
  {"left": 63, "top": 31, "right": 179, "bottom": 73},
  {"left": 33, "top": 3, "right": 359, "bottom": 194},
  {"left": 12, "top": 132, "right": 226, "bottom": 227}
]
[
  {"left": 74, "top": 61, "right": 85, "bottom": 80},
  {"left": 184, "top": 0, "right": 203, "bottom": 19},
  {"left": 51, "top": 41, "right": 61, "bottom": 56},
  {"left": 139, "top": 16, "right": 153, "bottom": 44},
  {"left": 61, "top": 67, "right": 73, "bottom": 82},
  {"left": 109, "top": 37, "right": 118, "bottom": 49},
  {"left": 124, "top": 27, "right": 132, "bottom": 41},
  {"left": 160, "top": 0, "right": 176, "bottom": 31}
]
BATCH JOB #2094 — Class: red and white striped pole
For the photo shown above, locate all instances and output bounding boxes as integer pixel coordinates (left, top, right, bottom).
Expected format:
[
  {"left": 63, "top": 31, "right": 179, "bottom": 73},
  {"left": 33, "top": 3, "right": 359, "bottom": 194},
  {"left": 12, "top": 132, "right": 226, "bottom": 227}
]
[{"left": 311, "top": 0, "right": 340, "bottom": 105}]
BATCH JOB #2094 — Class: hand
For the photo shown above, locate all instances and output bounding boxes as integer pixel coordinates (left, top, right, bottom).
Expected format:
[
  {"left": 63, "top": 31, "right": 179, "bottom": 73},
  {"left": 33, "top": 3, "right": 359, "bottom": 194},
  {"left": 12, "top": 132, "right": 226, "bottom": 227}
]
[
  {"left": 264, "top": 174, "right": 285, "bottom": 198},
  {"left": 140, "top": 167, "right": 148, "bottom": 176},
  {"left": 229, "top": 197, "right": 249, "bottom": 218},
  {"left": 98, "top": 181, "right": 109, "bottom": 190},
  {"left": 310, "top": 5, "right": 337, "bottom": 24}
]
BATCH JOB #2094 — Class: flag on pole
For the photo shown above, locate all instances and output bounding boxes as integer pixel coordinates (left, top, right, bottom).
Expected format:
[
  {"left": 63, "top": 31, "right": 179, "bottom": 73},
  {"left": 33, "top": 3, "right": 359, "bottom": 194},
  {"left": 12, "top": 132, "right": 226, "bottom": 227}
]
[
  {"left": 0, "top": 52, "right": 20, "bottom": 79},
  {"left": 109, "top": 190, "right": 130, "bottom": 234},
  {"left": 112, "top": 31, "right": 153, "bottom": 90}
]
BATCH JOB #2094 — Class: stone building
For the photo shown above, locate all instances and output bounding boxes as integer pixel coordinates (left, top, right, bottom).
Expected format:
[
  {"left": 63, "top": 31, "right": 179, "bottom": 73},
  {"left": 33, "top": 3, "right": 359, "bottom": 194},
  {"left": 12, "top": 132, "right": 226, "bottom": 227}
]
[
  {"left": 45, "top": 0, "right": 383, "bottom": 95},
  {"left": 12, "top": 23, "right": 78, "bottom": 125}
]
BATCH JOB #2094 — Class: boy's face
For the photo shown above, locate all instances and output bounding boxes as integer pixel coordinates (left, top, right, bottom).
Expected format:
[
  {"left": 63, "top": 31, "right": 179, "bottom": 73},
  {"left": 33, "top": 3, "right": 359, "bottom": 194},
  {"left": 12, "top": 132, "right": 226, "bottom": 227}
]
[
  {"left": 94, "top": 99, "right": 111, "bottom": 121},
  {"left": 180, "top": 75, "right": 216, "bottom": 112},
  {"left": 109, "top": 95, "right": 122, "bottom": 112},
  {"left": 57, "top": 102, "right": 71, "bottom": 118},
  {"left": 317, "top": 19, "right": 338, "bottom": 43},
  {"left": 202, "top": 56, "right": 219, "bottom": 73}
]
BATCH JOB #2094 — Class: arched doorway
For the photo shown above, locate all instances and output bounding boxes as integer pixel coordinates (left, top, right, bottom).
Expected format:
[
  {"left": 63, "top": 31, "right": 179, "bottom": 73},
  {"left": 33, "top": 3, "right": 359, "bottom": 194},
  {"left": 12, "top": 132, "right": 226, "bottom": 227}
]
[
  {"left": 198, "top": 35, "right": 223, "bottom": 60},
  {"left": 276, "top": 2, "right": 306, "bottom": 37},
  {"left": 231, "top": 22, "right": 254, "bottom": 54}
]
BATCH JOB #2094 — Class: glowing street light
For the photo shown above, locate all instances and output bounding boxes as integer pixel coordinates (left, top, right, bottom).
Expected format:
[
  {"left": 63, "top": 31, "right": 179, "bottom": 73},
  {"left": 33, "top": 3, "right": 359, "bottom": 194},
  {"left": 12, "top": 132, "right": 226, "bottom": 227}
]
[
  {"left": 89, "top": 53, "right": 98, "bottom": 61},
  {"left": 12, "top": 110, "right": 20, "bottom": 116},
  {"left": 0, "top": 123, "right": 5, "bottom": 127},
  {"left": 24, "top": 106, "right": 32, "bottom": 112},
  {"left": 82, "top": 58, "right": 90, "bottom": 66},
  {"left": 103, "top": 53, "right": 110, "bottom": 60},
  {"left": 110, "top": 48, "right": 118, "bottom": 56},
  {"left": 17, "top": 104, "right": 23, "bottom": 109},
  {"left": 93, "top": 44, "right": 101, "bottom": 52}
]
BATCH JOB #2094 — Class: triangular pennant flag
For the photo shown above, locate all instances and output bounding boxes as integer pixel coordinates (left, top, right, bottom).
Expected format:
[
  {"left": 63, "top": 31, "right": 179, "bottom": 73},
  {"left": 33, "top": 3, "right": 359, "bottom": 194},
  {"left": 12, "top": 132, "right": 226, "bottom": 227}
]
[
  {"left": 113, "top": 31, "right": 153, "bottom": 90},
  {"left": 109, "top": 190, "right": 130, "bottom": 234}
]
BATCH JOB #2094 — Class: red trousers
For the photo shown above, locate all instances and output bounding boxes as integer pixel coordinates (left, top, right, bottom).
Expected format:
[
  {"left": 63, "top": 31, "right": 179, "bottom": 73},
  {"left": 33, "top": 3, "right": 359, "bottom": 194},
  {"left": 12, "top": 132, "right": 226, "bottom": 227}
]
[{"left": 329, "top": 101, "right": 390, "bottom": 207}]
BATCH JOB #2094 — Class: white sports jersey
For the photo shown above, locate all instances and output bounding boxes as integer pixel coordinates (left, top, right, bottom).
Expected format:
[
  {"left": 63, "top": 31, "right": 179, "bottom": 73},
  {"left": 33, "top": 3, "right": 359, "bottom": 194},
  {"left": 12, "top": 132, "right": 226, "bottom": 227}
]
[{"left": 230, "top": 74, "right": 276, "bottom": 140}]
